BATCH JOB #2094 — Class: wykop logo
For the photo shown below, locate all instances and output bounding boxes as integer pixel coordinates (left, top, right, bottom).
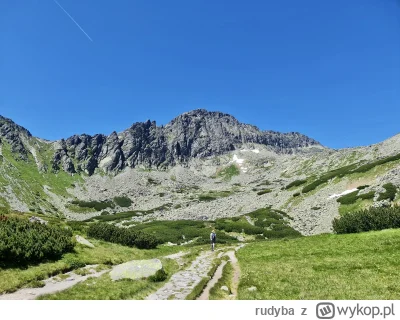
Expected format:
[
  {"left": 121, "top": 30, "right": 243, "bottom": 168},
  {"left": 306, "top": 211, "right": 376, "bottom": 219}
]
[{"left": 316, "top": 303, "right": 336, "bottom": 319}]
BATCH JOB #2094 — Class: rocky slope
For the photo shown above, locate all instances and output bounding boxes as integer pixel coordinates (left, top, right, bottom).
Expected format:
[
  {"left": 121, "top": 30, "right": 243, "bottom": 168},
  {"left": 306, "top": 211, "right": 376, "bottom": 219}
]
[{"left": 0, "top": 110, "right": 399, "bottom": 236}]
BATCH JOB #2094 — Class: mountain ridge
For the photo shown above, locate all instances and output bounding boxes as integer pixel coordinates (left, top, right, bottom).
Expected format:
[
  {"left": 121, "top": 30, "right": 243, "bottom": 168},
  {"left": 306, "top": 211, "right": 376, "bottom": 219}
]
[{"left": 0, "top": 109, "right": 324, "bottom": 175}]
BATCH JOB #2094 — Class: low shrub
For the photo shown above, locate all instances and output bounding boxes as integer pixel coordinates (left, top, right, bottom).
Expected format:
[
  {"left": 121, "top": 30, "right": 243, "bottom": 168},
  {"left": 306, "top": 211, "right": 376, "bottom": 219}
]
[
  {"left": 215, "top": 219, "right": 264, "bottom": 235},
  {"left": 257, "top": 189, "right": 272, "bottom": 195},
  {"left": 256, "top": 180, "right": 271, "bottom": 187},
  {"left": 358, "top": 191, "right": 375, "bottom": 200},
  {"left": 357, "top": 185, "right": 370, "bottom": 190},
  {"left": 285, "top": 179, "right": 307, "bottom": 189},
  {"left": 302, "top": 163, "right": 358, "bottom": 193},
  {"left": 130, "top": 220, "right": 236, "bottom": 245},
  {"left": 0, "top": 216, "right": 74, "bottom": 265},
  {"left": 264, "top": 224, "right": 302, "bottom": 239},
  {"left": 113, "top": 196, "right": 132, "bottom": 208},
  {"left": 85, "top": 204, "right": 173, "bottom": 222},
  {"left": 336, "top": 190, "right": 375, "bottom": 205},
  {"left": 64, "top": 257, "right": 86, "bottom": 269},
  {"left": 147, "top": 178, "right": 159, "bottom": 185},
  {"left": 148, "top": 268, "right": 167, "bottom": 282},
  {"left": 302, "top": 153, "right": 400, "bottom": 194},
  {"left": 333, "top": 206, "right": 400, "bottom": 234},
  {"left": 66, "top": 221, "right": 88, "bottom": 233},
  {"left": 216, "top": 165, "right": 240, "bottom": 180},
  {"left": 337, "top": 191, "right": 359, "bottom": 205},
  {"left": 377, "top": 183, "right": 397, "bottom": 202},
  {"left": 87, "top": 211, "right": 139, "bottom": 222},
  {"left": 71, "top": 200, "right": 115, "bottom": 211},
  {"left": 87, "top": 223, "right": 160, "bottom": 249},
  {"left": 293, "top": 192, "right": 301, "bottom": 197},
  {"left": 198, "top": 195, "right": 216, "bottom": 202},
  {"left": 352, "top": 153, "right": 400, "bottom": 174}
]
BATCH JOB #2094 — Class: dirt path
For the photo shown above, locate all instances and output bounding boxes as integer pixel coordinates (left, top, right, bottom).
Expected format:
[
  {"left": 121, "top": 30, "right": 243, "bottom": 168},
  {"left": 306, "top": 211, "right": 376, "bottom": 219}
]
[
  {"left": 146, "top": 249, "right": 218, "bottom": 300},
  {"left": 197, "top": 244, "right": 244, "bottom": 300},
  {"left": 197, "top": 260, "right": 227, "bottom": 300},
  {"left": 0, "top": 265, "right": 109, "bottom": 300},
  {"left": 226, "top": 250, "right": 240, "bottom": 298}
]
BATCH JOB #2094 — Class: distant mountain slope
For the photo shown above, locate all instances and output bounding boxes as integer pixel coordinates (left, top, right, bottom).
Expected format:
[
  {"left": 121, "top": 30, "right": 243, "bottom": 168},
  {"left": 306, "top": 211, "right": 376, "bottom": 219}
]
[{"left": 1, "top": 110, "right": 400, "bottom": 236}]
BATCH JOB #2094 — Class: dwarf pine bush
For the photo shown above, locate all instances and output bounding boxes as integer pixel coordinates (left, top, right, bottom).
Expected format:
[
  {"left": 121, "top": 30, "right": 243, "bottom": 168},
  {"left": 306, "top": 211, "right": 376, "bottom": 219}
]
[
  {"left": 377, "top": 183, "right": 397, "bottom": 202},
  {"left": 333, "top": 206, "right": 400, "bottom": 234},
  {"left": 87, "top": 223, "right": 160, "bottom": 249},
  {"left": 0, "top": 216, "right": 74, "bottom": 264},
  {"left": 285, "top": 179, "right": 307, "bottom": 189}
]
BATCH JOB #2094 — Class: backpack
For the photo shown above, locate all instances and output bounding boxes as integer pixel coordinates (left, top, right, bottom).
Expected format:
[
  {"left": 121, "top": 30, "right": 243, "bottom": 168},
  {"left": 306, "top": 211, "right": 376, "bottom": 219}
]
[{"left": 211, "top": 232, "right": 216, "bottom": 242}]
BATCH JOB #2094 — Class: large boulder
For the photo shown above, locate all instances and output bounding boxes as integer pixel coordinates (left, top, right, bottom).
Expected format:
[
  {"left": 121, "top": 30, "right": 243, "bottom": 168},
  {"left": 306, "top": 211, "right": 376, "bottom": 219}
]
[
  {"left": 75, "top": 235, "right": 95, "bottom": 248},
  {"left": 110, "top": 259, "right": 163, "bottom": 281}
]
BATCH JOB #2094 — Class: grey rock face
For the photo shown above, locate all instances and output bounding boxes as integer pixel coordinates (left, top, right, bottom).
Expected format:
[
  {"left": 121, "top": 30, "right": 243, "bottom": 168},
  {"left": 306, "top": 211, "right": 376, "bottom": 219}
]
[
  {"left": 0, "top": 116, "right": 32, "bottom": 160},
  {"left": 48, "top": 109, "right": 323, "bottom": 175},
  {"left": 165, "top": 109, "right": 321, "bottom": 158}
]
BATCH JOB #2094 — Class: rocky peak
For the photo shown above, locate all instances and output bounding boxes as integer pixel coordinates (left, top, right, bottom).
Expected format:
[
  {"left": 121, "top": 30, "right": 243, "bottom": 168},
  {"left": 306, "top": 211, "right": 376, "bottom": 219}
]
[{"left": 0, "top": 115, "right": 32, "bottom": 160}]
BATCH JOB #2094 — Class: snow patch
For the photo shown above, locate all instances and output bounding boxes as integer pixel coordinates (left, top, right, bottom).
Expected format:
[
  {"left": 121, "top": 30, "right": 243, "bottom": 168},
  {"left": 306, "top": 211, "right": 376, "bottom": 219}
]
[
  {"left": 232, "top": 154, "right": 245, "bottom": 165},
  {"left": 229, "top": 154, "right": 247, "bottom": 173},
  {"left": 328, "top": 188, "right": 358, "bottom": 200},
  {"left": 240, "top": 149, "right": 260, "bottom": 154}
]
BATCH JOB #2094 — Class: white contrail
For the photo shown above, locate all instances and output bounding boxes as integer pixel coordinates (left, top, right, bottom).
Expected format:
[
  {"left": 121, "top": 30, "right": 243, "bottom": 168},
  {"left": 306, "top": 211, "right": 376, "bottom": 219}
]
[{"left": 53, "top": 0, "right": 93, "bottom": 42}]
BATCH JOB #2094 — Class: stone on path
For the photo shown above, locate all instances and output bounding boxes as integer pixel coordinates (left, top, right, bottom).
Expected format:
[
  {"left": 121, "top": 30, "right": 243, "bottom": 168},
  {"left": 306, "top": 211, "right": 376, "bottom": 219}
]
[
  {"left": 110, "top": 259, "right": 163, "bottom": 281},
  {"left": 75, "top": 235, "right": 95, "bottom": 248}
]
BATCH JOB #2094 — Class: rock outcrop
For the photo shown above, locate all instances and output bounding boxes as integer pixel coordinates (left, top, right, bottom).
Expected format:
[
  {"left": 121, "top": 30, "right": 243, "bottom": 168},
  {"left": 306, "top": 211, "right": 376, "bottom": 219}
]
[{"left": 0, "top": 116, "right": 32, "bottom": 160}]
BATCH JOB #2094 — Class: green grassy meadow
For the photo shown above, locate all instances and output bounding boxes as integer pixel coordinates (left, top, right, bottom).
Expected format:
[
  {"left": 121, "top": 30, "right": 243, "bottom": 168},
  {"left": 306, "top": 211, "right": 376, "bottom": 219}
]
[{"left": 237, "top": 229, "right": 400, "bottom": 300}]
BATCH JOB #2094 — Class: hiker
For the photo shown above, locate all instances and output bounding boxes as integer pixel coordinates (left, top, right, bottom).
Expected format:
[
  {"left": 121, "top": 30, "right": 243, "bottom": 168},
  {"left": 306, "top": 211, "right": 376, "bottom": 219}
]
[{"left": 210, "top": 230, "right": 216, "bottom": 251}]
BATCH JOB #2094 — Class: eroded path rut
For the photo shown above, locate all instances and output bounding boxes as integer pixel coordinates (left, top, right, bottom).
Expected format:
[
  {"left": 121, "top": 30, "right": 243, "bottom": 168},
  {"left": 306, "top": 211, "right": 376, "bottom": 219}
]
[
  {"left": 146, "top": 250, "right": 217, "bottom": 300},
  {"left": 149, "top": 244, "right": 244, "bottom": 300},
  {"left": 197, "top": 246, "right": 243, "bottom": 300}
]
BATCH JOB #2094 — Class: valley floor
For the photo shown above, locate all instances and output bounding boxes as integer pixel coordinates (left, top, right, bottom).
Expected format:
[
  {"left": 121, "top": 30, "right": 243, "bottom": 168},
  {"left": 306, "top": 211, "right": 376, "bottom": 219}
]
[{"left": 1, "top": 229, "right": 400, "bottom": 300}]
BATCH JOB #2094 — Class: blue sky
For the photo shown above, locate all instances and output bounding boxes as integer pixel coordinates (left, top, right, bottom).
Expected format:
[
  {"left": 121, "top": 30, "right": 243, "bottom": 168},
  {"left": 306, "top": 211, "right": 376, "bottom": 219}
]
[{"left": 1, "top": 0, "right": 399, "bottom": 149}]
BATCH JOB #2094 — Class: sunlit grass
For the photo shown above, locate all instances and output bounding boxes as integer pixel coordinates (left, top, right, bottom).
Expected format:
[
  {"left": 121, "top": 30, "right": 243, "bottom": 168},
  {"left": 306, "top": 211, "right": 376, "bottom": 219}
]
[
  {"left": 0, "top": 238, "right": 186, "bottom": 294},
  {"left": 237, "top": 229, "right": 400, "bottom": 299}
]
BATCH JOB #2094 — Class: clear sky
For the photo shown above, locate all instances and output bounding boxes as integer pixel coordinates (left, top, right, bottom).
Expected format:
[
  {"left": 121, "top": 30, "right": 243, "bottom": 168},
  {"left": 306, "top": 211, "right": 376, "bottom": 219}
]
[{"left": 1, "top": 0, "right": 399, "bottom": 149}]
